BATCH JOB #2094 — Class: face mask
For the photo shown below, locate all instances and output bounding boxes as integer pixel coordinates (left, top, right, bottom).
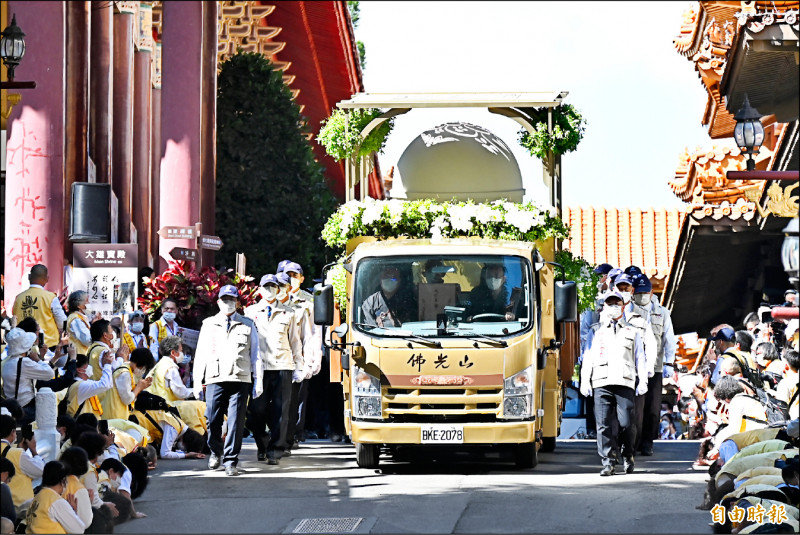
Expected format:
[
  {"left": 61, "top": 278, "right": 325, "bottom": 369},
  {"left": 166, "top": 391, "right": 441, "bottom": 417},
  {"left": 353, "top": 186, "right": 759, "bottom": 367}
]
[
  {"left": 162, "top": 312, "right": 177, "bottom": 323},
  {"left": 130, "top": 322, "right": 144, "bottom": 334},
  {"left": 177, "top": 352, "right": 191, "bottom": 365},
  {"left": 263, "top": 287, "right": 278, "bottom": 301},
  {"left": 604, "top": 304, "right": 623, "bottom": 319},
  {"left": 290, "top": 277, "right": 301, "bottom": 290},
  {"left": 486, "top": 277, "right": 503, "bottom": 291},
  {"left": 218, "top": 299, "right": 237, "bottom": 316},
  {"left": 381, "top": 278, "right": 399, "bottom": 294},
  {"left": 633, "top": 294, "right": 651, "bottom": 307},
  {"left": 618, "top": 291, "right": 632, "bottom": 304},
  {"left": 660, "top": 421, "right": 669, "bottom": 433},
  {"left": 132, "top": 367, "right": 145, "bottom": 379},
  {"left": 277, "top": 287, "right": 288, "bottom": 300},
  {"left": 85, "top": 365, "right": 94, "bottom": 378}
]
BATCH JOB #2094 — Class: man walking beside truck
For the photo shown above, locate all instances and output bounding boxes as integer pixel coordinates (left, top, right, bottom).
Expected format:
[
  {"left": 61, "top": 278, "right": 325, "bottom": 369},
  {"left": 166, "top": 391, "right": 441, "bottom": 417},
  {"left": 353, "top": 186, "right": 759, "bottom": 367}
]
[{"left": 581, "top": 290, "right": 649, "bottom": 476}]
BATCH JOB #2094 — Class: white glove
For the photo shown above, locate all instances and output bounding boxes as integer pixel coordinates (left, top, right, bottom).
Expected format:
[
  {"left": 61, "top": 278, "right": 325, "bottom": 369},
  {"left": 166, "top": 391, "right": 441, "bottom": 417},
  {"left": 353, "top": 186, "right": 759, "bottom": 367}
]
[
  {"left": 304, "top": 366, "right": 313, "bottom": 380},
  {"left": 662, "top": 366, "right": 672, "bottom": 379},
  {"left": 312, "top": 358, "right": 322, "bottom": 376},
  {"left": 636, "top": 380, "right": 648, "bottom": 396},
  {"left": 648, "top": 369, "right": 654, "bottom": 378},
  {"left": 292, "top": 370, "right": 304, "bottom": 383},
  {"left": 580, "top": 382, "right": 592, "bottom": 398}
]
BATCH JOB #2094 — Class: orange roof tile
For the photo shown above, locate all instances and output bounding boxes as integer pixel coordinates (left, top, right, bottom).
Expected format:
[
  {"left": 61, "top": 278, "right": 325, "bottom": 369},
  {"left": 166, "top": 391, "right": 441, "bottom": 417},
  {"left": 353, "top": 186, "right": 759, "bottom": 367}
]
[{"left": 563, "top": 207, "right": 687, "bottom": 281}]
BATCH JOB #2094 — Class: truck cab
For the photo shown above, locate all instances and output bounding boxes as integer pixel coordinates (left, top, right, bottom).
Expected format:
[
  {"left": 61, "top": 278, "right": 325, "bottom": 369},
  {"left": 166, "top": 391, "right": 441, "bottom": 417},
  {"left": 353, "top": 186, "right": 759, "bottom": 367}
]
[{"left": 316, "top": 236, "right": 577, "bottom": 469}]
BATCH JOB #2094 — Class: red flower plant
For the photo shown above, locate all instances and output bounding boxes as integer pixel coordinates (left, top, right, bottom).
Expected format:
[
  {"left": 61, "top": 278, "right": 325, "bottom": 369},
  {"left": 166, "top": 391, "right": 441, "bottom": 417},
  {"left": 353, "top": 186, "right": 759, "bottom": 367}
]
[{"left": 138, "top": 260, "right": 259, "bottom": 330}]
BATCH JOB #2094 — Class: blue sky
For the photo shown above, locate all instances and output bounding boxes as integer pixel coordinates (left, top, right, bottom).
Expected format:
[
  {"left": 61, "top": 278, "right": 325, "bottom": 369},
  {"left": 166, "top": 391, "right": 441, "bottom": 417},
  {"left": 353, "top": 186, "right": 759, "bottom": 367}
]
[{"left": 354, "top": 1, "right": 718, "bottom": 209}]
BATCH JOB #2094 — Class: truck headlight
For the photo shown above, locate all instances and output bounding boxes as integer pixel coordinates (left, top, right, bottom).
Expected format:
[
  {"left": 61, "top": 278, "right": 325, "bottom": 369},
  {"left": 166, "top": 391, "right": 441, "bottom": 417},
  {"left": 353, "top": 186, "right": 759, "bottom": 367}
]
[
  {"left": 352, "top": 366, "right": 382, "bottom": 419},
  {"left": 503, "top": 366, "right": 533, "bottom": 419}
]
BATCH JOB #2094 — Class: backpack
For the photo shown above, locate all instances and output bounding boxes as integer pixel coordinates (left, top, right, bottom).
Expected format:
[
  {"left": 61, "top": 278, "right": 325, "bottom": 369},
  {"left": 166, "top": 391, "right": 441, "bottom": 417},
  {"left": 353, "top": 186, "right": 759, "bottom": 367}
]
[{"left": 725, "top": 351, "right": 792, "bottom": 425}]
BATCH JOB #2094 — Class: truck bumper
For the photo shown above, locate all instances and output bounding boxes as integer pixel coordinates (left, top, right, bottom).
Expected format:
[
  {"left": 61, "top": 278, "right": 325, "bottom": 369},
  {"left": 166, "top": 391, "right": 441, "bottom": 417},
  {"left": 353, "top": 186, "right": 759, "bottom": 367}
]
[{"left": 351, "top": 420, "right": 535, "bottom": 445}]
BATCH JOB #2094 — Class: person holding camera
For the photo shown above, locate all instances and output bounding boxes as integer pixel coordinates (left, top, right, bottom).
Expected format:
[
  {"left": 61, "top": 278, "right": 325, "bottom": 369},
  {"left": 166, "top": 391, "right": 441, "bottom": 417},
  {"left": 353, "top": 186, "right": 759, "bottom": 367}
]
[
  {"left": 0, "top": 414, "right": 44, "bottom": 513},
  {"left": 98, "top": 348, "right": 154, "bottom": 421},
  {"left": 1, "top": 328, "right": 56, "bottom": 426}
]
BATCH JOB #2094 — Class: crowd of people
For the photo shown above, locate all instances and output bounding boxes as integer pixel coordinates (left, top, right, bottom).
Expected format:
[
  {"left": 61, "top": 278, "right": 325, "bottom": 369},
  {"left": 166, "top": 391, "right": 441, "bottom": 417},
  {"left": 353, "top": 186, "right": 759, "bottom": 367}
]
[
  {"left": 0, "top": 259, "right": 341, "bottom": 532},
  {"left": 578, "top": 262, "right": 799, "bottom": 529}
]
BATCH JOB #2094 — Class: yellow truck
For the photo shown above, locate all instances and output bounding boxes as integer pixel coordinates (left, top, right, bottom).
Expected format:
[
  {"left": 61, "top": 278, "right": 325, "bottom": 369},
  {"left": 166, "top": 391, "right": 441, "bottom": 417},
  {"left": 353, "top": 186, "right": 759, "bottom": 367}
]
[{"left": 314, "top": 234, "right": 577, "bottom": 469}]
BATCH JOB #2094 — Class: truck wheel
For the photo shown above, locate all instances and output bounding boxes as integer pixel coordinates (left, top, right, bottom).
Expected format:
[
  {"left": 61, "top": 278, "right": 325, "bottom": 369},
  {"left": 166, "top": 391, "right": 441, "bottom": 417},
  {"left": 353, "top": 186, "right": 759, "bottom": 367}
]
[
  {"left": 539, "top": 437, "right": 556, "bottom": 453},
  {"left": 514, "top": 443, "right": 538, "bottom": 469},
  {"left": 355, "top": 443, "right": 379, "bottom": 469}
]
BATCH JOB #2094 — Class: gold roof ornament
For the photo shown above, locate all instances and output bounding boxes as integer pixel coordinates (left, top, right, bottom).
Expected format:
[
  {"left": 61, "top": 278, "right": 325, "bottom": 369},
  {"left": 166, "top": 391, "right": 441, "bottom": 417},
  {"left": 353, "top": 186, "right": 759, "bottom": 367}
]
[{"left": 745, "top": 182, "right": 799, "bottom": 218}]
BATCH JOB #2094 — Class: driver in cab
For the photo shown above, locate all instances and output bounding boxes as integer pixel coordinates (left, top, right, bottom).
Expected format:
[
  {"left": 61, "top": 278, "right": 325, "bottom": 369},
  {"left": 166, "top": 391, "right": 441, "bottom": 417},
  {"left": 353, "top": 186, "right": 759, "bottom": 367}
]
[
  {"left": 465, "top": 263, "right": 515, "bottom": 321},
  {"left": 362, "top": 266, "right": 417, "bottom": 328}
]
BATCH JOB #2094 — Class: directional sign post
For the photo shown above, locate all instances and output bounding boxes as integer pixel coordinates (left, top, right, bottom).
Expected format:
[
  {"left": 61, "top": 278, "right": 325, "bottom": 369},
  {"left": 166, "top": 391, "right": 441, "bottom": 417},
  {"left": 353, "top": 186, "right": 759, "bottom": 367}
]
[
  {"left": 200, "top": 235, "right": 223, "bottom": 251},
  {"left": 170, "top": 247, "right": 198, "bottom": 262},
  {"left": 159, "top": 222, "right": 224, "bottom": 269}
]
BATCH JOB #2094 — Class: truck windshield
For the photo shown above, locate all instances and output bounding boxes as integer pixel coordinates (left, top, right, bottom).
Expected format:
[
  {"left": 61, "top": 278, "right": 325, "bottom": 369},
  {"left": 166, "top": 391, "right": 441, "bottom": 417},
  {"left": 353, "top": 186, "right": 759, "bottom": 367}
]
[{"left": 353, "top": 254, "right": 533, "bottom": 338}]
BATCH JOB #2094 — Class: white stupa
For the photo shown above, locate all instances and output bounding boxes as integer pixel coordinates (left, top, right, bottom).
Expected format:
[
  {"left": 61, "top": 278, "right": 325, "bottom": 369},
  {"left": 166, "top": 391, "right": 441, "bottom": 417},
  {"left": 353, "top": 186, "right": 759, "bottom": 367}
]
[{"left": 390, "top": 122, "right": 524, "bottom": 203}]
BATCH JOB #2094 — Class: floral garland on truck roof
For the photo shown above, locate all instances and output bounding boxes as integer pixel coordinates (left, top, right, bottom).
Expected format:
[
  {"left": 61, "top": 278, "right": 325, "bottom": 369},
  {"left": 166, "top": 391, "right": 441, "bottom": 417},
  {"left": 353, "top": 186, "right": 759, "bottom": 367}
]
[{"left": 321, "top": 198, "right": 571, "bottom": 250}]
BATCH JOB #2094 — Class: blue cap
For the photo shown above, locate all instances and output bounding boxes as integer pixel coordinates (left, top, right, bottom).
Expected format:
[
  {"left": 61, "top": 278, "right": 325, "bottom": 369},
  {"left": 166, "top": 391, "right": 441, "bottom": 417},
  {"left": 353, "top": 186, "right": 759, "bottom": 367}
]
[
  {"left": 129, "top": 309, "right": 146, "bottom": 319},
  {"left": 219, "top": 285, "right": 239, "bottom": 299},
  {"left": 276, "top": 259, "right": 293, "bottom": 273},
  {"left": 711, "top": 326, "right": 735, "bottom": 342},
  {"left": 613, "top": 274, "right": 634, "bottom": 288},
  {"left": 276, "top": 272, "right": 291, "bottom": 286},
  {"left": 608, "top": 267, "right": 623, "bottom": 284},
  {"left": 632, "top": 273, "right": 652, "bottom": 294},
  {"left": 624, "top": 265, "right": 643, "bottom": 276},
  {"left": 593, "top": 263, "right": 614, "bottom": 275},
  {"left": 261, "top": 274, "right": 278, "bottom": 287},
  {"left": 284, "top": 262, "right": 303, "bottom": 275}
]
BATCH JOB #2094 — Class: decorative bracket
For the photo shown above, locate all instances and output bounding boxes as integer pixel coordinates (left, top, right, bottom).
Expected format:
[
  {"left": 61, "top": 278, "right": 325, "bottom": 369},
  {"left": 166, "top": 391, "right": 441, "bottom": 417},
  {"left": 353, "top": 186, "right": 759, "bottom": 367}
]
[
  {"left": 1, "top": 93, "right": 21, "bottom": 120},
  {"left": 745, "top": 182, "right": 799, "bottom": 218}
]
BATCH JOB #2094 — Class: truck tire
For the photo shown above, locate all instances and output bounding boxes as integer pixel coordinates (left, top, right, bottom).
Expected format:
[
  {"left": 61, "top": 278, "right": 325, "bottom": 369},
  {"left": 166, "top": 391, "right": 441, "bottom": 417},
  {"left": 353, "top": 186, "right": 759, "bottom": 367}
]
[
  {"left": 514, "top": 443, "right": 538, "bottom": 469},
  {"left": 355, "top": 443, "right": 379, "bottom": 469},
  {"left": 539, "top": 436, "right": 556, "bottom": 453}
]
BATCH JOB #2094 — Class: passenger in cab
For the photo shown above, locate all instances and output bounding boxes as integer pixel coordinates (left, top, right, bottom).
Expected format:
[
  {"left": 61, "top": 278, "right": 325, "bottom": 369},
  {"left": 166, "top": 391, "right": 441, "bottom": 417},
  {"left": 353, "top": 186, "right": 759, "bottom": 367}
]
[
  {"left": 361, "top": 266, "right": 417, "bottom": 328},
  {"left": 465, "top": 263, "right": 514, "bottom": 321}
]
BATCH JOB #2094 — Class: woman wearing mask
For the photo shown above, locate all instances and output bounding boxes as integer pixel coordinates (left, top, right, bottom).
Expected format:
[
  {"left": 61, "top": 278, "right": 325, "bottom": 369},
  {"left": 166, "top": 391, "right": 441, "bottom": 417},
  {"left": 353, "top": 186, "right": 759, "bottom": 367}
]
[
  {"left": 361, "top": 266, "right": 418, "bottom": 327},
  {"left": 465, "top": 264, "right": 513, "bottom": 321},
  {"left": 148, "top": 298, "right": 180, "bottom": 363},
  {"left": 98, "top": 348, "right": 154, "bottom": 420},
  {"left": 121, "top": 310, "right": 152, "bottom": 353},
  {"left": 66, "top": 291, "right": 99, "bottom": 356}
]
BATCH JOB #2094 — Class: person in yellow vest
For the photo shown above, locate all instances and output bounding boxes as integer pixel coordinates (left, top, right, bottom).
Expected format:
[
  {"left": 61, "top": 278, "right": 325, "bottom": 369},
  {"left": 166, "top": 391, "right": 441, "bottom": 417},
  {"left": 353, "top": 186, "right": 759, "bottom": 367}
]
[
  {"left": 24, "top": 460, "right": 85, "bottom": 534},
  {"left": 0, "top": 415, "right": 44, "bottom": 512},
  {"left": 65, "top": 291, "right": 99, "bottom": 357},
  {"left": 11, "top": 265, "right": 67, "bottom": 350},
  {"left": 61, "top": 352, "right": 114, "bottom": 419},
  {"left": 57, "top": 447, "right": 93, "bottom": 529},
  {"left": 148, "top": 297, "right": 180, "bottom": 363},
  {"left": 86, "top": 319, "right": 130, "bottom": 382},
  {"left": 122, "top": 310, "right": 152, "bottom": 354},
  {"left": 712, "top": 375, "right": 769, "bottom": 447},
  {"left": 129, "top": 409, "right": 205, "bottom": 460},
  {"left": 99, "top": 348, "right": 154, "bottom": 421}
]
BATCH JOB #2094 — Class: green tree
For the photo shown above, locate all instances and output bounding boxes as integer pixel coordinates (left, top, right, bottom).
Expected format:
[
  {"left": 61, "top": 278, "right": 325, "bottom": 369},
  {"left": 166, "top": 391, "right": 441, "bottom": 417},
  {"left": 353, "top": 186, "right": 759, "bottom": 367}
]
[
  {"left": 216, "top": 51, "right": 337, "bottom": 279},
  {"left": 347, "top": 1, "right": 366, "bottom": 71}
]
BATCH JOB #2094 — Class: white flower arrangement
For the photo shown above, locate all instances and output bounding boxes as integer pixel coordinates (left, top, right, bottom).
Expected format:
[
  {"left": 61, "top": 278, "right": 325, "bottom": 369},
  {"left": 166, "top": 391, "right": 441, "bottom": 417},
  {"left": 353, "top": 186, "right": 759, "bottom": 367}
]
[{"left": 321, "top": 197, "right": 571, "bottom": 249}]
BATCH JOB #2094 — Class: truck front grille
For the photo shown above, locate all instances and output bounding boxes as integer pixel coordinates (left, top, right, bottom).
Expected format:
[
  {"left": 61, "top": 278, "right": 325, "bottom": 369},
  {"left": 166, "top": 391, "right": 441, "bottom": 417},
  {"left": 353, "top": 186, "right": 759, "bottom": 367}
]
[{"left": 384, "top": 386, "right": 502, "bottom": 419}]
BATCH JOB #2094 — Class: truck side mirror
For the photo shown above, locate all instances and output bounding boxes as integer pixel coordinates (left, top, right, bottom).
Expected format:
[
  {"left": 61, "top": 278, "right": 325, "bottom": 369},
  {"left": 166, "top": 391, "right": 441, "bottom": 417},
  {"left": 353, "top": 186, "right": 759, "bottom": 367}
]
[
  {"left": 554, "top": 281, "right": 578, "bottom": 323},
  {"left": 314, "top": 285, "right": 334, "bottom": 325}
]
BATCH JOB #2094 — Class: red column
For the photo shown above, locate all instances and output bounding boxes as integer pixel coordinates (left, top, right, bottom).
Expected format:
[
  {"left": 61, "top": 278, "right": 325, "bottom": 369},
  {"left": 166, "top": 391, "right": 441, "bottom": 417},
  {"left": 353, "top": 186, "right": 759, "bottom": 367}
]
[
  {"left": 149, "top": 43, "right": 162, "bottom": 270},
  {"left": 89, "top": 0, "right": 113, "bottom": 184},
  {"left": 64, "top": 1, "right": 90, "bottom": 262},
  {"left": 132, "top": 4, "right": 153, "bottom": 266},
  {"left": 158, "top": 2, "right": 204, "bottom": 270},
  {"left": 112, "top": 5, "right": 135, "bottom": 243},
  {"left": 4, "top": 2, "right": 66, "bottom": 303},
  {"left": 199, "top": 2, "right": 217, "bottom": 267}
]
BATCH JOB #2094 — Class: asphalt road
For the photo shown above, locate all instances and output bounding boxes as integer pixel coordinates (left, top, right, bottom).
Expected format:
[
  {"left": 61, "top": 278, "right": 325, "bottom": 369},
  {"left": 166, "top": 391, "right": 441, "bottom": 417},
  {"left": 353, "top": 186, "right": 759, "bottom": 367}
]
[{"left": 116, "top": 439, "right": 712, "bottom": 534}]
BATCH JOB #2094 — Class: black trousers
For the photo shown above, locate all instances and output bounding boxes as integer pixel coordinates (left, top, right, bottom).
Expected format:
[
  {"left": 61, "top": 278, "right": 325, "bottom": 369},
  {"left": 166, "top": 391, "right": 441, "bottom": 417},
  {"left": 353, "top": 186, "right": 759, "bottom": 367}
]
[
  {"left": 284, "top": 379, "right": 308, "bottom": 447},
  {"left": 246, "top": 370, "right": 292, "bottom": 456},
  {"left": 205, "top": 381, "right": 250, "bottom": 467},
  {"left": 639, "top": 374, "right": 663, "bottom": 450},
  {"left": 594, "top": 384, "right": 635, "bottom": 466}
]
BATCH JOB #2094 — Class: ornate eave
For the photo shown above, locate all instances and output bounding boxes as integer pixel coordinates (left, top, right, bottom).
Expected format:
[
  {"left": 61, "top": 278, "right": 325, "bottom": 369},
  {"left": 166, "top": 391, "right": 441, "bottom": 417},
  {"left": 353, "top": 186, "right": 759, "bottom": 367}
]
[{"left": 673, "top": 1, "right": 797, "bottom": 138}]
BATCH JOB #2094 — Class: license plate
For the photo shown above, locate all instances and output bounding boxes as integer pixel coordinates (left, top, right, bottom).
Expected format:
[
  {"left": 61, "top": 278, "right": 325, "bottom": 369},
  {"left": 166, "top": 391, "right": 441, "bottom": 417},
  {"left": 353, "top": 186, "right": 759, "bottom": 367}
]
[{"left": 421, "top": 424, "right": 464, "bottom": 444}]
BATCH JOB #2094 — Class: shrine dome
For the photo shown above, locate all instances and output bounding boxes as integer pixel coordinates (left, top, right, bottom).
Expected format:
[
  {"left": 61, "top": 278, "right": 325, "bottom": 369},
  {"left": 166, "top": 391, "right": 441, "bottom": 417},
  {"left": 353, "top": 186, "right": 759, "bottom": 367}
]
[{"left": 390, "top": 122, "right": 524, "bottom": 203}]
